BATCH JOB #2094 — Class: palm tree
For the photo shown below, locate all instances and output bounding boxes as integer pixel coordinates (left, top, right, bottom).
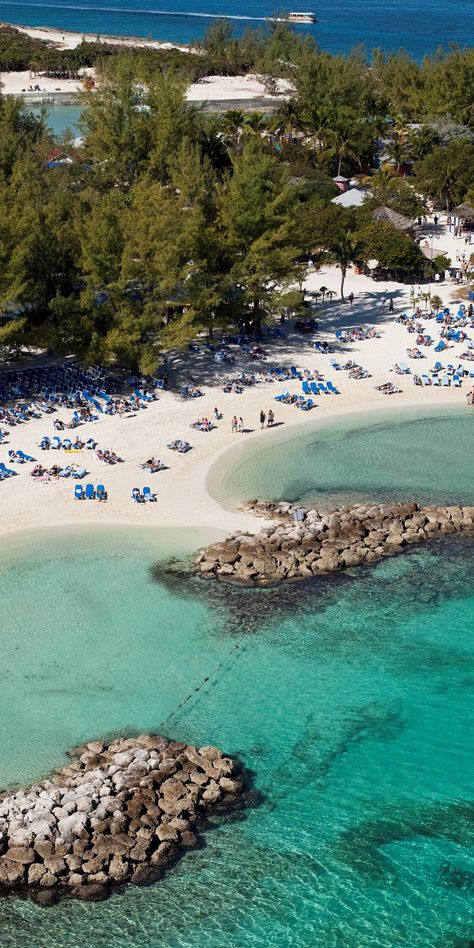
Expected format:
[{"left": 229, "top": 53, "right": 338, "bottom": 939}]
[
  {"left": 319, "top": 285, "right": 328, "bottom": 304},
  {"left": 244, "top": 112, "right": 267, "bottom": 136},
  {"left": 325, "top": 126, "right": 361, "bottom": 176},
  {"left": 219, "top": 109, "right": 245, "bottom": 148},
  {"left": 326, "top": 289, "right": 336, "bottom": 303},
  {"left": 385, "top": 137, "right": 407, "bottom": 173},
  {"left": 270, "top": 98, "right": 303, "bottom": 142},
  {"left": 328, "top": 231, "right": 365, "bottom": 300}
]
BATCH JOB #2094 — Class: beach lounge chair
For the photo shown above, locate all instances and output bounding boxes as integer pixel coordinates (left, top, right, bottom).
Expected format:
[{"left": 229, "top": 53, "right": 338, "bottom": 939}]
[
  {"left": 74, "top": 484, "right": 84, "bottom": 500},
  {"left": 317, "top": 382, "right": 328, "bottom": 394},
  {"left": 142, "top": 487, "right": 156, "bottom": 502},
  {"left": 96, "top": 484, "right": 107, "bottom": 500},
  {"left": 398, "top": 363, "right": 410, "bottom": 374},
  {"left": 301, "top": 398, "right": 314, "bottom": 411},
  {"left": 131, "top": 487, "right": 143, "bottom": 503},
  {"left": 442, "top": 376, "right": 450, "bottom": 386},
  {"left": 302, "top": 381, "right": 311, "bottom": 395},
  {"left": 290, "top": 367, "right": 300, "bottom": 379},
  {"left": 431, "top": 374, "right": 440, "bottom": 385},
  {"left": 85, "top": 483, "right": 95, "bottom": 499},
  {"left": 72, "top": 467, "right": 86, "bottom": 479},
  {"left": 329, "top": 358, "right": 341, "bottom": 370},
  {"left": 309, "top": 381, "right": 318, "bottom": 396},
  {"left": 0, "top": 462, "right": 16, "bottom": 477},
  {"left": 51, "top": 436, "right": 61, "bottom": 449},
  {"left": 326, "top": 381, "right": 339, "bottom": 394},
  {"left": 16, "top": 450, "right": 34, "bottom": 461},
  {"left": 453, "top": 375, "right": 461, "bottom": 387},
  {"left": 434, "top": 341, "right": 446, "bottom": 352},
  {"left": 85, "top": 438, "right": 96, "bottom": 449},
  {"left": 62, "top": 439, "right": 72, "bottom": 450},
  {"left": 421, "top": 375, "right": 431, "bottom": 386},
  {"left": 274, "top": 392, "right": 289, "bottom": 401}
]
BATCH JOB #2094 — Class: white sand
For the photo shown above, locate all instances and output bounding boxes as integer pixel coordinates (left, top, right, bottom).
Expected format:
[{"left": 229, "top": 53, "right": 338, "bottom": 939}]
[
  {"left": 1, "top": 235, "right": 471, "bottom": 540},
  {"left": 2, "top": 23, "right": 191, "bottom": 52},
  {"left": 186, "top": 74, "right": 293, "bottom": 102},
  {"left": 0, "top": 70, "right": 89, "bottom": 95}
]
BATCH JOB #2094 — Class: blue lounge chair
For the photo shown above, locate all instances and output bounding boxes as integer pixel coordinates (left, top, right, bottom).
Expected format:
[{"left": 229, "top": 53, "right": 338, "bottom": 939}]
[
  {"left": 85, "top": 438, "right": 96, "bottom": 449},
  {"left": 142, "top": 486, "right": 156, "bottom": 502},
  {"left": 290, "top": 367, "right": 300, "bottom": 379},
  {"left": 96, "top": 484, "right": 107, "bottom": 500},
  {"left": 85, "top": 483, "right": 95, "bottom": 499},
  {"left": 434, "top": 341, "right": 446, "bottom": 352},
  {"left": 16, "top": 450, "right": 34, "bottom": 461},
  {"left": 72, "top": 467, "right": 86, "bottom": 479},
  {"left": 398, "top": 362, "right": 410, "bottom": 374},
  {"left": 62, "top": 439, "right": 72, "bottom": 450},
  {"left": 74, "top": 484, "right": 84, "bottom": 500},
  {"left": 274, "top": 392, "right": 289, "bottom": 401},
  {"left": 431, "top": 374, "right": 440, "bottom": 386},
  {"left": 302, "top": 380, "right": 311, "bottom": 395},
  {"left": 131, "top": 487, "right": 143, "bottom": 503},
  {"left": 442, "top": 376, "right": 450, "bottom": 386},
  {"left": 0, "top": 462, "right": 16, "bottom": 477},
  {"left": 326, "top": 381, "right": 339, "bottom": 394},
  {"left": 318, "top": 382, "right": 328, "bottom": 394},
  {"left": 310, "top": 381, "right": 318, "bottom": 396},
  {"left": 51, "top": 436, "right": 61, "bottom": 449},
  {"left": 301, "top": 398, "right": 314, "bottom": 411},
  {"left": 453, "top": 375, "right": 461, "bottom": 387},
  {"left": 329, "top": 358, "right": 341, "bottom": 370},
  {"left": 421, "top": 374, "right": 431, "bottom": 386}
]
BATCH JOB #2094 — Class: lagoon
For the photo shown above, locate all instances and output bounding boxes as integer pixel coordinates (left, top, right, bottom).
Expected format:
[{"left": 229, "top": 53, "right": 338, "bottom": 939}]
[{"left": 0, "top": 409, "right": 473, "bottom": 946}]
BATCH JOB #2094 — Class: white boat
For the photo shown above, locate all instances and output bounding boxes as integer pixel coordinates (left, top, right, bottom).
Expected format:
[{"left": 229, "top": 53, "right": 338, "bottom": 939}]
[{"left": 287, "top": 11, "right": 316, "bottom": 22}]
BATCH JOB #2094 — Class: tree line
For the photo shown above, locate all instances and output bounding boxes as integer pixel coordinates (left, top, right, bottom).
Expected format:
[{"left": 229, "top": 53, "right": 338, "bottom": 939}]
[{"left": 0, "top": 26, "right": 473, "bottom": 373}]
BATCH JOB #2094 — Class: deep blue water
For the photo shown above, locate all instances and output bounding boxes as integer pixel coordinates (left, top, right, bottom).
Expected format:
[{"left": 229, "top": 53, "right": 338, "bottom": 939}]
[{"left": 0, "top": 0, "right": 472, "bottom": 57}]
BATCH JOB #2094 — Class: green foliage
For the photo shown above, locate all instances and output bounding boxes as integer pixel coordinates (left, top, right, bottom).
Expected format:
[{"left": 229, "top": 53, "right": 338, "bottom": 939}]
[
  {"left": 414, "top": 141, "right": 474, "bottom": 210},
  {"left": 359, "top": 221, "right": 427, "bottom": 276}
]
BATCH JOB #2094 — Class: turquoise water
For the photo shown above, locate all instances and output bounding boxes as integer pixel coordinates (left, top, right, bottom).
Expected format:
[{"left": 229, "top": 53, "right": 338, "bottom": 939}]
[
  {"left": 217, "top": 405, "right": 474, "bottom": 510},
  {"left": 0, "top": 410, "right": 473, "bottom": 946},
  {"left": 0, "top": 0, "right": 471, "bottom": 57},
  {"left": 25, "top": 100, "right": 84, "bottom": 137}
]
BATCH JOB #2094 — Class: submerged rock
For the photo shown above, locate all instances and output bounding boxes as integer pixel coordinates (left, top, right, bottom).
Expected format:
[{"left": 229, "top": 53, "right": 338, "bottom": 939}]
[
  {"left": 196, "top": 502, "right": 474, "bottom": 586},
  {"left": 0, "top": 735, "right": 244, "bottom": 903}
]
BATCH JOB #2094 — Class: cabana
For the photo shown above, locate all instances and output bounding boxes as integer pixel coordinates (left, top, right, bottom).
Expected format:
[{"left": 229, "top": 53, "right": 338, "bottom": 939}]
[{"left": 372, "top": 206, "right": 414, "bottom": 232}]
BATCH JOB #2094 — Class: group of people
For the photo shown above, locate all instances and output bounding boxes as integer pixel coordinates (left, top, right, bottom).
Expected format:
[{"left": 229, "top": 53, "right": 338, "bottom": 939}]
[{"left": 259, "top": 409, "right": 275, "bottom": 429}]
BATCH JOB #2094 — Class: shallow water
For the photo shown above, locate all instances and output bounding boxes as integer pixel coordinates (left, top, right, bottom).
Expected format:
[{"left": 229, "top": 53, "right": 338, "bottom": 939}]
[
  {"left": 216, "top": 405, "right": 474, "bottom": 510},
  {"left": 0, "top": 411, "right": 473, "bottom": 947}
]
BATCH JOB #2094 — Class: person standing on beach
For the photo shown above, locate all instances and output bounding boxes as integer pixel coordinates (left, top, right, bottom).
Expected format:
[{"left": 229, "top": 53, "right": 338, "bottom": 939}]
[
  {"left": 389, "top": 298, "right": 394, "bottom": 313},
  {"left": 260, "top": 410, "right": 266, "bottom": 429},
  {"left": 231, "top": 416, "right": 238, "bottom": 433},
  {"left": 267, "top": 409, "right": 274, "bottom": 427},
  {"left": 348, "top": 292, "right": 354, "bottom": 307},
  {"left": 238, "top": 417, "right": 244, "bottom": 433}
]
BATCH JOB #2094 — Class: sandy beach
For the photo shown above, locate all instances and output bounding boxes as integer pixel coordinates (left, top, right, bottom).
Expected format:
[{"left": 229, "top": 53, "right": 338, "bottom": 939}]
[
  {"left": 1, "top": 248, "right": 471, "bottom": 540},
  {"left": 0, "top": 68, "right": 291, "bottom": 104}
]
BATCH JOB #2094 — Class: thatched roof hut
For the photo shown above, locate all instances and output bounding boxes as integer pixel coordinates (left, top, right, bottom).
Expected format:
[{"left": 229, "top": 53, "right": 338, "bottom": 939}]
[
  {"left": 372, "top": 206, "right": 414, "bottom": 231},
  {"left": 453, "top": 202, "right": 474, "bottom": 219}
]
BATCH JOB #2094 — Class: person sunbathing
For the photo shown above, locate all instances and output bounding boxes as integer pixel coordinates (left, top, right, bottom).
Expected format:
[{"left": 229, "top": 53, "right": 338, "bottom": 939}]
[{"left": 31, "top": 464, "right": 47, "bottom": 478}]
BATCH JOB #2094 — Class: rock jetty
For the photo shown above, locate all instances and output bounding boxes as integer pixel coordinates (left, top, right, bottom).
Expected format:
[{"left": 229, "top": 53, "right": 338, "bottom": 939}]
[
  {"left": 0, "top": 734, "right": 244, "bottom": 904},
  {"left": 195, "top": 499, "right": 474, "bottom": 585}
]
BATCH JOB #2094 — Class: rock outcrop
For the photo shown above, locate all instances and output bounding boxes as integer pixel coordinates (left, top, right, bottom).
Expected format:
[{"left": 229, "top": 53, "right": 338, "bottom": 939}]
[
  {"left": 195, "top": 500, "right": 474, "bottom": 585},
  {"left": 0, "top": 735, "right": 244, "bottom": 904}
]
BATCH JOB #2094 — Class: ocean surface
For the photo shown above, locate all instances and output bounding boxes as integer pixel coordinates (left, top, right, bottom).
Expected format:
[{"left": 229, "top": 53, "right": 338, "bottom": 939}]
[
  {"left": 0, "top": 407, "right": 473, "bottom": 947},
  {"left": 0, "top": 0, "right": 472, "bottom": 57}
]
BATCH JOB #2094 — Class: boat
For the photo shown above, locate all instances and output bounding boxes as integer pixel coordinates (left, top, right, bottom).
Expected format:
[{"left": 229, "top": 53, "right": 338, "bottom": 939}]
[{"left": 287, "top": 11, "right": 317, "bottom": 22}]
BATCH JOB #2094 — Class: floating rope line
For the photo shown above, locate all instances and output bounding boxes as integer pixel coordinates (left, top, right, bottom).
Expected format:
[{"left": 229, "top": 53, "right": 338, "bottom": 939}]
[{"left": 159, "top": 642, "right": 243, "bottom": 729}]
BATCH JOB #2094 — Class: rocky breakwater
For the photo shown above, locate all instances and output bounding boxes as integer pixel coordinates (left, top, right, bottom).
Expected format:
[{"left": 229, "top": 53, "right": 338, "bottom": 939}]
[
  {"left": 196, "top": 499, "right": 474, "bottom": 585},
  {"left": 0, "top": 734, "right": 244, "bottom": 904}
]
